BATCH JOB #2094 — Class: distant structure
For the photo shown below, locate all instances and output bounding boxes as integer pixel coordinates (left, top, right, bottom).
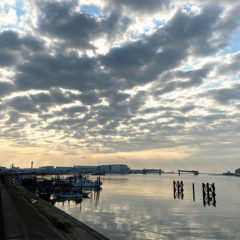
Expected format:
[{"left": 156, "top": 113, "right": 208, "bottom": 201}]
[
  {"left": 235, "top": 168, "right": 240, "bottom": 176},
  {"left": 131, "top": 168, "right": 162, "bottom": 174},
  {"left": 39, "top": 166, "right": 55, "bottom": 173},
  {"left": 0, "top": 163, "right": 167, "bottom": 175},
  {"left": 178, "top": 169, "right": 199, "bottom": 176},
  {"left": 97, "top": 164, "right": 131, "bottom": 174},
  {"left": 55, "top": 166, "right": 73, "bottom": 173},
  {"left": 222, "top": 171, "right": 234, "bottom": 176},
  {"left": 223, "top": 168, "right": 240, "bottom": 176},
  {"left": 74, "top": 165, "right": 98, "bottom": 173},
  {"left": 10, "top": 164, "right": 19, "bottom": 171},
  {"left": 0, "top": 166, "right": 6, "bottom": 173}
]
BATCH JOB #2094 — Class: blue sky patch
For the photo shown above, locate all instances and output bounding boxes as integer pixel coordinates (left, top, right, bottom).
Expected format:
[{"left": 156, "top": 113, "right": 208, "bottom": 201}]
[
  {"left": 80, "top": 5, "right": 101, "bottom": 16},
  {"left": 16, "top": 0, "right": 25, "bottom": 18},
  {"left": 219, "top": 30, "right": 240, "bottom": 56},
  {"left": 153, "top": 19, "right": 164, "bottom": 29}
]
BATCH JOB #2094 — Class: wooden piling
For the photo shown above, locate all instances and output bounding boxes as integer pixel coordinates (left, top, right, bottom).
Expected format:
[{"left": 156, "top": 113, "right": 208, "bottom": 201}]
[{"left": 192, "top": 183, "right": 195, "bottom": 201}]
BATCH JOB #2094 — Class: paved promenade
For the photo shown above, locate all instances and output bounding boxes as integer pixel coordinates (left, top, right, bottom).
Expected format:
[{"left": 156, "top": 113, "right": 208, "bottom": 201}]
[
  {"left": 0, "top": 191, "right": 5, "bottom": 240},
  {"left": 0, "top": 175, "right": 109, "bottom": 240}
]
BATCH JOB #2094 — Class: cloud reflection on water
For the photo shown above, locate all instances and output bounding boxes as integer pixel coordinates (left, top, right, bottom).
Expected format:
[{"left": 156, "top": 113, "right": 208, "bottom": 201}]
[{"left": 55, "top": 175, "right": 240, "bottom": 240}]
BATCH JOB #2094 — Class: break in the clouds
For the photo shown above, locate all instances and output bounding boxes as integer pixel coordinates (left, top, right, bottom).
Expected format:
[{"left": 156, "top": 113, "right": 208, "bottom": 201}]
[{"left": 0, "top": 0, "right": 240, "bottom": 171}]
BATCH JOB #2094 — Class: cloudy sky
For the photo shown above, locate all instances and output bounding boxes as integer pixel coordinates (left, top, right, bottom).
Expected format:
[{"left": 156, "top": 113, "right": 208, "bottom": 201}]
[{"left": 0, "top": 0, "right": 240, "bottom": 171}]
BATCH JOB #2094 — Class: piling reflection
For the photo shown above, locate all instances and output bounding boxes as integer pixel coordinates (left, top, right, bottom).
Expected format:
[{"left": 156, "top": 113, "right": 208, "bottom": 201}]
[
  {"left": 173, "top": 181, "right": 217, "bottom": 207},
  {"left": 173, "top": 180, "right": 184, "bottom": 199},
  {"left": 54, "top": 175, "right": 239, "bottom": 240},
  {"left": 94, "top": 189, "right": 101, "bottom": 209},
  {"left": 202, "top": 183, "right": 216, "bottom": 207},
  {"left": 192, "top": 183, "right": 195, "bottom": 201}
]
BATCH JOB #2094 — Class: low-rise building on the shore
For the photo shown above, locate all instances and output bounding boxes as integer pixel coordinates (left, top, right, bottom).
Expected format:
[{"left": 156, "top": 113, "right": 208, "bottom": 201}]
[
  {"left": 39, "top": 166, "right": 55, "bottom": 173},
  {"left": 98, "top": 164, "right": 131, "bottom": 174},
  {"left": 55, "top": 166, "right": 73, "bottom": 173},
  {"left": 0, "top": 166, "right": 6, "bottom": 172},
  {"left": 235, "top": 168, "right": 240, "bottom": 176},
  {"left": 131, "top": 168, "right": 162, "bottom": 174},
  {"left": 0, "top": 164, "right": 132, "bottom": 174},
  {"left": 73, "top": 166, "right": 98, "bottom": 173}
]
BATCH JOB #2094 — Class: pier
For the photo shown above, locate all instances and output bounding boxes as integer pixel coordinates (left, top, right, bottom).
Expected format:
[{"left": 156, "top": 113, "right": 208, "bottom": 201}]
[
  {"left": 0, "top": 174, "right": 109, "bottom": 240},
  {"left": 178, "top": 169, "right": 199, "bottom": 176}
]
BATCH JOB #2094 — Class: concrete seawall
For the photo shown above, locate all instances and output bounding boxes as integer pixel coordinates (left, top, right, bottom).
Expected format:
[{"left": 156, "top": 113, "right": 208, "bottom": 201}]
[{"left": 0, "top": 175, "right": 110, "bottom": 240}]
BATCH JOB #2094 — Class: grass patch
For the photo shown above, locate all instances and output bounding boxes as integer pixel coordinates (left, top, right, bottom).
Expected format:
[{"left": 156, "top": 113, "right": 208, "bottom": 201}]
[
  {"left": 35, "top": 205, "right": 72, "bottom": 233},
  {"left": 45, "top": 215, "right": 72, "bottom": 233},
  {"left": 9, "top": 176, "right": 72, "bottom": 234}
]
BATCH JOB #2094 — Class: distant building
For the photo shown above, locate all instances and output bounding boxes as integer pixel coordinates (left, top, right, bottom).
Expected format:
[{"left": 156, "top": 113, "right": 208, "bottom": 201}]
[
  {"left": 21, "top": 168, "right": 37, "bottom": 173},
  {"left": 38, "top": 166, "right": 55, "bottom": 173},
  {"left": 98, "top": 164, "right": 130, "bottom": 174},
  {"left": 10, "top": 164, "right": 19, "bottom": 172},
  {"left": 73, "top": 166, "right": 98, "bottom": 173},
  {"left": 223, "top": 171, "right": 234, "bottom": 176},
  {"left": 235, "top": 168, "right": 240, "bottom": 175},
  {"left": 0, "top": 166, "right": 6, "bottom": 172},
  {"left": 55, "top": 166, "right": 73, "bottom": 173},
  {"left": 131, "top": 168, "right": 162, "bottom": 174}
]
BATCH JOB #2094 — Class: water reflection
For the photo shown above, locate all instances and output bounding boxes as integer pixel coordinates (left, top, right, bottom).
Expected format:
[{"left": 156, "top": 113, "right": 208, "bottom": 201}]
[
  {"left": 55, "top": 175, "right": 240, "bottom": 240},
  {"left": 202, "top": 183, "right": 216, "bottom": 207},
  {"left": 54, "top": 197, "right": 83, "bottom": 206},
  {"left": 93, "top": 189, "right": 101, "bottom": 209},
  {"left": 53, "top": 188, "right": 101, "bottom": 210},
  {"left": 173, "top": 180, "right": 217, "bottom": 207},
  {"left": 173, "top": 180, "right": 184, "bottom": 199}
]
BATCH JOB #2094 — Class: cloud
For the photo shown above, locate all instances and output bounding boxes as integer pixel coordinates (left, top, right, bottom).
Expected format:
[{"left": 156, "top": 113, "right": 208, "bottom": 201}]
[
  {"left": 204, "top": 84, "right": 240, "bottom": 104},
  {"left": 0, "top": 7, "right": 17, "bottom": 27},
  {"left": 217, "top": 52, "right": 240, "bottom": 75},
  {"left": 0, "top": 30, "right": 44, "bottom": 68},
  {"left": 0, "top": 81, "right": 14, "bottom": 96},
  {"left": 37, "top": 1, "right": 132, "bottom": 49},
  {"left": 105, "top": 0, "right": 169, "bottom": 14},
  {"left": 0, "top": 0, "right": 240, "bottom": 170}
]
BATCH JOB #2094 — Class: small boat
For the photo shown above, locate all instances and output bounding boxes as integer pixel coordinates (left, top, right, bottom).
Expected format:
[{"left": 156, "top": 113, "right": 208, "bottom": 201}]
[
  {"left": 72, "top": 178, "right": 101, "bottom": 188},
  {"left": 63, "top": 175, "right": 102, "bottom": 188},
  {"left": 55, "top": 192, "right": 83, "bottom": 199}
]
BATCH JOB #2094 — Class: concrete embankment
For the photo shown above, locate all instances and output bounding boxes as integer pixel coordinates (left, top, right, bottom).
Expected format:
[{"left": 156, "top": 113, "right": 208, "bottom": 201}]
[{"left": 0, "top": 175, "right": 109, "bottom": 240}]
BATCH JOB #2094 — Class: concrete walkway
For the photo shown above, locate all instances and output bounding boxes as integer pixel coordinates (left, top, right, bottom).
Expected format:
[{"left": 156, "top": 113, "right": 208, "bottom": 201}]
[
  {"left": 0, "top": 191, "right": 5, "bottom": 240},
  {"left": 0, "top": 178, "right": 66, "bottom": 240},
  {"left": 0, "top": 176, "right": 110, "bottom": 240}
]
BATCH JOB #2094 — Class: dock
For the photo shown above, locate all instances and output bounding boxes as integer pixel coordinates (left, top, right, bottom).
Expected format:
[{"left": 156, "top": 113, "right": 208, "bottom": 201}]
[{"left": 0, "top": 174, "right": 109, "bottom": 240}]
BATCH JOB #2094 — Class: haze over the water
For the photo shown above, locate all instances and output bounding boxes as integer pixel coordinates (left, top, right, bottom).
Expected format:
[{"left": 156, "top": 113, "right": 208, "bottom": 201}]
[{"left": 0, "top": 0, "right": 240, "bottom": 172}]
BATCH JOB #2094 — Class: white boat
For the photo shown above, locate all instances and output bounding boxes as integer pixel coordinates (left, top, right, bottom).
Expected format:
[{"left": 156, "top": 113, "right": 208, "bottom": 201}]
[
  {"left": 71, "top": 178, "right": 102, "bottom": 188},
  {"left": 52, "top": 175, "right": 102, "bottom": 188},
  {"left": 61, "top": 176, "right": 102, "bottom": 188}
]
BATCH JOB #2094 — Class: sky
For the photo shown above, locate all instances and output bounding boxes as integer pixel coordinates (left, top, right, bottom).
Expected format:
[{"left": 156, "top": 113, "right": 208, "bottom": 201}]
[{"left": 0, "top": 0, "right": 240, "bottom": 172}]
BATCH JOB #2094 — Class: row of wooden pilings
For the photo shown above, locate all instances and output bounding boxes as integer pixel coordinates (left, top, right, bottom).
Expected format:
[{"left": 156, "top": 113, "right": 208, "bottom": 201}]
[{"left": 173, "top": 181, "right": 216, "bottom": 207}]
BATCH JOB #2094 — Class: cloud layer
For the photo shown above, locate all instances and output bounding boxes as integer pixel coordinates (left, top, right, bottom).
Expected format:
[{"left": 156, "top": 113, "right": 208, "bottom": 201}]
[{"left": 0, "top": 0, "right": 240, "bottom": 170}]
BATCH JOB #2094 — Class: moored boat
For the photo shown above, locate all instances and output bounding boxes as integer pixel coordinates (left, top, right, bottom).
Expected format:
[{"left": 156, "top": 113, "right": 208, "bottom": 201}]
[{"left": 55, "top": 192, "right": 83, "bottom": 199}]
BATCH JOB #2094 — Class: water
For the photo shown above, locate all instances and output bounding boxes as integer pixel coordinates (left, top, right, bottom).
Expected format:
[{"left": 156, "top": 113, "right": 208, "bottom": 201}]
[{"left": 54, "top": 174, "right": 240, "bottom": 240}]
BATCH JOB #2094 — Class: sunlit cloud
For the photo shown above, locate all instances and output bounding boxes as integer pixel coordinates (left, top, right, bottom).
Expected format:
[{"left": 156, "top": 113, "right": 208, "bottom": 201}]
[{"left": 0, "top": 0, "right": 240, "bottom": 171}]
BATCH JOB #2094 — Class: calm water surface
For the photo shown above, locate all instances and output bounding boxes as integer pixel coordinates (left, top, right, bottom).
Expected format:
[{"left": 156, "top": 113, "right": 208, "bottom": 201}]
[{"left": 54, "top": 174, "right": 240, "bottom": 240}]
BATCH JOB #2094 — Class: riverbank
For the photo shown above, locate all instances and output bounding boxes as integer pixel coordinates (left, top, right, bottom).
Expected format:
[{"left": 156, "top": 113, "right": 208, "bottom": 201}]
[{"left": 0, "top": 174, "right": 109, "bottom": 240}]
